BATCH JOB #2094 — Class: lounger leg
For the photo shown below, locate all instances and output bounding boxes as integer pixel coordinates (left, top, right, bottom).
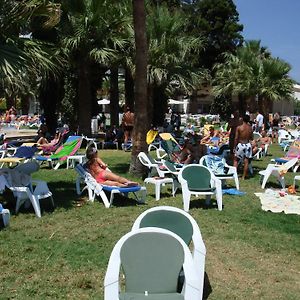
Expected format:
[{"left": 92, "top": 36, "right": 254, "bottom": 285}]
[
  {"left": 261, "top": 174, "right": 270, "bottom": 189},
  {"left": 183, "top": 192, "right": 191, "bottom": 212},
  {"left": 88, "top": 187, "right": 95, "bottom": 202},
  {"left": 28, "top": 193, "right": 41, "bottom": 218},
  {"left": 234, "top": 173, "right": 240, "bottom": 190},
  {"left": 155, "top": 182, "right": 161, "bottom": 201},
  {"left": 278, "top": 176, "right": 285, "bottom": 189}
]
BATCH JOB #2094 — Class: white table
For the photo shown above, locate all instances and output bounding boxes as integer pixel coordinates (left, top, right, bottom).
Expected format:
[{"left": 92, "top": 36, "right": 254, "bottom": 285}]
[
  {"left": 144, "top": 177, "right": 174, "bottom": 201},
  {"left": 66, "top": 155, "right": 86, "bottom": 169}
]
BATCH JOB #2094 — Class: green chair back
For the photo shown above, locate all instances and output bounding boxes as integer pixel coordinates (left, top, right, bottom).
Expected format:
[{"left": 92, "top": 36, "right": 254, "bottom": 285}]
[
  {"left": 139, "top": 210, "right": 193, "bottom": 245},
  {"left": 182, "top": 165, "right": 211, "bottom": 191},
  {"left": 147, "top": 154, "right": 157, "bottom": 164},
  {"left": 164, "top": 160, "right": 177, "bottom": 173},
  {"left": 120, "top": 232, "right": 184, "bottom": 294}
]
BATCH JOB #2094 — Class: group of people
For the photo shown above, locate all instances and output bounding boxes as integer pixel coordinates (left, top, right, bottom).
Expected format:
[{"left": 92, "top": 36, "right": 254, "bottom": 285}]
[
  {"left": 99, "top": 106, "right": 135, "bottom": 146},
  {"left": 76, "top": 107, "right": 284, "bottom": 184}
]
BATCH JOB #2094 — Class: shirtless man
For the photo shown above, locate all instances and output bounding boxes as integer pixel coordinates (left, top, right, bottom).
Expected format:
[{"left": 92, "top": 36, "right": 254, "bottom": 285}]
[{"left": 234, "top": 114, "right": 253, "bottom": 180}]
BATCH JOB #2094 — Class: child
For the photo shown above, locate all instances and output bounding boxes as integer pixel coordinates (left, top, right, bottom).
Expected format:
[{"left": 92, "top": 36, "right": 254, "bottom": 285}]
[{"left": 85, "top": 146, "right": 138, "bottom": 187}]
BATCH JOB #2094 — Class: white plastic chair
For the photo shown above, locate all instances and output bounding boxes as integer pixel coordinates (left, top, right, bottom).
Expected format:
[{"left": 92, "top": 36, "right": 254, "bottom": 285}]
[
  {"left": 199, "top": 155, "right": 239, "bottom": 190},
  {"left": 259, "top": 158, "right": 298, "bottom": 189},
  {"left": 178, "top": 164, "right": 223, "bottom": 212},
  {"left": 132, "top": 206, "right": 206, "bottom": 299},
  {"left": 10, "top": 161, "right": 54, "bottom": 218},
  {"left": 104, "top": 227, "right": 201, "bottom": 300}
]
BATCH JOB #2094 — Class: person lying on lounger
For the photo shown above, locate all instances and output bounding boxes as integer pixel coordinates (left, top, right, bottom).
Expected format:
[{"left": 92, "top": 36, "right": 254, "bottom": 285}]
[
  {"left": 37, "top": 131, "right": 61, "bottom": 147},
  {"left": 86, "top": 146, "right": 138, "bottom": 187}
]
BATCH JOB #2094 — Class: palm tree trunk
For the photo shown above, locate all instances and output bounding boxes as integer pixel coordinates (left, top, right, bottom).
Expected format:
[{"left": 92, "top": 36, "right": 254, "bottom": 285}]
[
  {"left": 110, "top": 66, "right": 120, "bottom": 126},
  {"left": 125, "top": 67, "right": 134, "bottom": 109},
  {"left": 77, "top": 58, "right": 92, "bottom": 135},
  {"left": 130, "top": 0, "right": 148, "bottom": 176},
  {"left": 40, "top": 75, "right": 61, "bottom": 133},
  {"left": 238, "top": 93, "right": 246, "bottom": 115}
]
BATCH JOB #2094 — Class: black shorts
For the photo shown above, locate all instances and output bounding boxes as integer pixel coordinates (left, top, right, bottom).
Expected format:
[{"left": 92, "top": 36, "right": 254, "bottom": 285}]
[{"left": 124, "top": 125, "right": 133, "bottom": 132}]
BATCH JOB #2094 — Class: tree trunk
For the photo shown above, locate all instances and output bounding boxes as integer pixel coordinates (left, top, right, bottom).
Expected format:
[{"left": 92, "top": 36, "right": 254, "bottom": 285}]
[
  {"left": 130, "top": 0, "right": 149, "bottom": 177},
  {"left": 238, "top": 93, "right": 246, "bottom": 115},
  {"left": 152, "top": 85, "right": 167, "bottom": 126},
  {"left": 39, "top": 75, "right": 61, "bottom": 133},
  {"left": 110, "top": 66, "right": 120, "bottom": 126},
  {"left": 125, "top": 67, "right": 135, "bottom": 110},
  {"left": 77, "top": 58, "right": 92, "bottom": 135}
]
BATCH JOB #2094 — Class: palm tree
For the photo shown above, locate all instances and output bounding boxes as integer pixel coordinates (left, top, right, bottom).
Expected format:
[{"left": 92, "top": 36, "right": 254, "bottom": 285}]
[
  {"left": 0, "top": 0, "right": 64, "bottom": 116},
  {"left": 146, "top": 4, "right": 207, "bottom": 125},
  {"left": 213, "top": 40, "right": 294, "bottom": 115},
  {"left": 61, "top": 0, "right": 132, "bottom": 134},
  {"left": 130, "top": 0, "right": 148, "bottom": 175}
]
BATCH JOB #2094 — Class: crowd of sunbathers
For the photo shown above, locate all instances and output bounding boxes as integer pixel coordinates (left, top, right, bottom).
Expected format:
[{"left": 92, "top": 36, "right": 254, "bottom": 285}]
[{"left": 0, "top": 107, "right": 41, "bottom": 129}]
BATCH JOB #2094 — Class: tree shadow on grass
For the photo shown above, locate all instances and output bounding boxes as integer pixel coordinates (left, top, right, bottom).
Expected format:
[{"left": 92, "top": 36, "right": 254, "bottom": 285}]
[
  {"left": 189, "top": 198, "right": 222, "bottom": 211},
  {"left": 98, "top": 191, "right": 147, "bottom": 208},
  {"left": 203, "top": 272, "right": 213, "bottom": 299}
]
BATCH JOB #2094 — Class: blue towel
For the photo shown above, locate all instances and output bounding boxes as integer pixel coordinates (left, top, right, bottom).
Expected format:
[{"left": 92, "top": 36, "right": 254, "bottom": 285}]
[
  {"left": 102, "top": 185, "right": 141, "bottom": 193},
  {"left": 222, "top": 188, "right": 245, "bottom": 195}
]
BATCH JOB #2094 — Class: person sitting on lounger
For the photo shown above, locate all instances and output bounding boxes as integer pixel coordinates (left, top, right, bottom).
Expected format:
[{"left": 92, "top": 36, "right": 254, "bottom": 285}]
[
  {"left": 86, "top": 146, "right": 138, "bottom": 187},
  {"left": 201, "top": 126, "right": 220, "bottom": 144}
]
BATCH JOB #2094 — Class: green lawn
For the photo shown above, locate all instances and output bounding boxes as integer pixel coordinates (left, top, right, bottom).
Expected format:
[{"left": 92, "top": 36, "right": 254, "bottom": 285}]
[{"left": 0, "top": 145, "right": 299, "bottom": 299}]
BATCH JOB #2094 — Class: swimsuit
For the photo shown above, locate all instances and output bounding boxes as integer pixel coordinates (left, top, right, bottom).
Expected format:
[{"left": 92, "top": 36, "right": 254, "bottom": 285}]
[
  {"left": 235, "top": 142, "right": 252, "bottom": 159},
  {"left": 96, "top": 169, "right": 106, "bottom": 183}
]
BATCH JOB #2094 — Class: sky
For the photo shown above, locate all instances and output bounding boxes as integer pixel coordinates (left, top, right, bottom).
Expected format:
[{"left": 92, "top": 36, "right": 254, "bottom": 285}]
[{"left": 234, "top": 0, "right": 300, "bottom": 83}]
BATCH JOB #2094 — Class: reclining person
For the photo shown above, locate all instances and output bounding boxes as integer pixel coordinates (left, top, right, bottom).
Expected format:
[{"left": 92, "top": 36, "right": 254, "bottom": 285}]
[{"left": 86, "top": 146, "right": 138, "bottom": 187}]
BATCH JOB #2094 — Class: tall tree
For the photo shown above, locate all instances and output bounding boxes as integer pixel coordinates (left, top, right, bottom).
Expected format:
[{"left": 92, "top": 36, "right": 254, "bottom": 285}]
[
  {"left": 130, "top": 0, "right": 148, "bottom": 176},
  {"left": 183, "top": 0, "right": 243, "bottom": 70},
  {"left": 61, "top": 0, "right": 132, "bottom": 134},
  {"left": 146, "top": 4, "right": 207, "bottom": 125},
  {"left": 213, "top": 40, "right": 294, "bottom": 115}
]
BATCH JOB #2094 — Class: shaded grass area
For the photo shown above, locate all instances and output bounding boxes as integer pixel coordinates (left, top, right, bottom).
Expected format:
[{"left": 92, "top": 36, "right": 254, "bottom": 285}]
[{"left": 0, "top": 146, "right": 300, "bottom": 299}]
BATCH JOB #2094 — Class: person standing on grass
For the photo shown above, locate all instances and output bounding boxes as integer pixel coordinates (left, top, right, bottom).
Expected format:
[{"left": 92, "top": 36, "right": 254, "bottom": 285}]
[
  {"left": 272, "top": 112, "right": 281, "bottom": 143},
  {"left": 228, "top": 110, "right": 241, "bottom": 160},
  {"left": 234, "top": 114, "right": 253, "bottom": 180},
  {"left": 255, "top": 110, "right": 264, "bottom": 133},
  {"left": 122, "top": 106, "right": 134, "bottom": 144}
]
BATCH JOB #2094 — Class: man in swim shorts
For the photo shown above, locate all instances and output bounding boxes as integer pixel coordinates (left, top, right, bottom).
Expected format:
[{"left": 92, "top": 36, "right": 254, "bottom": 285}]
[{"left": 233, "top": 114, "right": 254, "bottom": 180}]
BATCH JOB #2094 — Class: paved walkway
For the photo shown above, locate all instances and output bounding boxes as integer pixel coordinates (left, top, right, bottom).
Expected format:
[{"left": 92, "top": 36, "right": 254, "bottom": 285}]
[{"left": 2, "top": 128, "right": 37, "bottom": 140}]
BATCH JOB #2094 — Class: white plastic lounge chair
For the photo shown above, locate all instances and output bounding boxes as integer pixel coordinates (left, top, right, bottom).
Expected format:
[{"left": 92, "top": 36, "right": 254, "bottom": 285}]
[
  {"left": 199, "top": 155, "right": 239, "bottom": 190},
  {"left": 132, "top": 206, "right": 206, "bottom": 299},
  {"left": 75, "top": 164, "right": 146, "bottom": 208},
  {"left": 178, "top": 164, "right": 223, "bottom": 212},
  {"left": 137, "top": 151, "right": 170, "bottom": 178},
  {"left": 104, "top": 227, "right": 201, "bottom": 300},
  {"left": 259, "top": 157, "right": 298, "bottom": 189}
]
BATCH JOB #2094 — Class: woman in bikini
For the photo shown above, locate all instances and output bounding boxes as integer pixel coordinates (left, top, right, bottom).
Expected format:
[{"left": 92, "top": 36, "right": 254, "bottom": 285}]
[{"left": 85, "top": 146, "right": 138, "bottom": 187}]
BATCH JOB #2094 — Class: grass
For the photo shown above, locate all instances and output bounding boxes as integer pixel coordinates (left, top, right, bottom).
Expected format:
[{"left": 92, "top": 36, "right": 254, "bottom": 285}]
[{"left": 0, "top": 145, "right": 300, "bottom": 299}]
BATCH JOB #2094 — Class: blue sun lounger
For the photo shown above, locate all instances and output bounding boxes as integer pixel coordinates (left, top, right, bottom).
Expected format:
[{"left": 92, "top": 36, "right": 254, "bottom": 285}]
[{"left": 75, "top": 164, "right": 146, "bottom": 208}]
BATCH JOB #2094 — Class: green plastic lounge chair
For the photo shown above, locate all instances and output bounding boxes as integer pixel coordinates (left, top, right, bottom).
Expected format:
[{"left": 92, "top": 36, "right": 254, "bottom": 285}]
[
  {"left": 199, "top": 155, "right": 239, "bottom": 190},
  {"left": 132, "top": 206, "right": 206, "bottom": 299},
  {"left": 178, "top": 164, "right": 222, "bottom": 212},
  {"left": 35, "top": 136, "right": 83, "bottom": 169},
  {"left": 161, "top": 160, "right": 181, "bottom": 195},
  {"left": 75, "top": 164, "right": 146, "bottom": 208},
  {"left": 104, "top": 227, "right": 201, "bottom": 300}
]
